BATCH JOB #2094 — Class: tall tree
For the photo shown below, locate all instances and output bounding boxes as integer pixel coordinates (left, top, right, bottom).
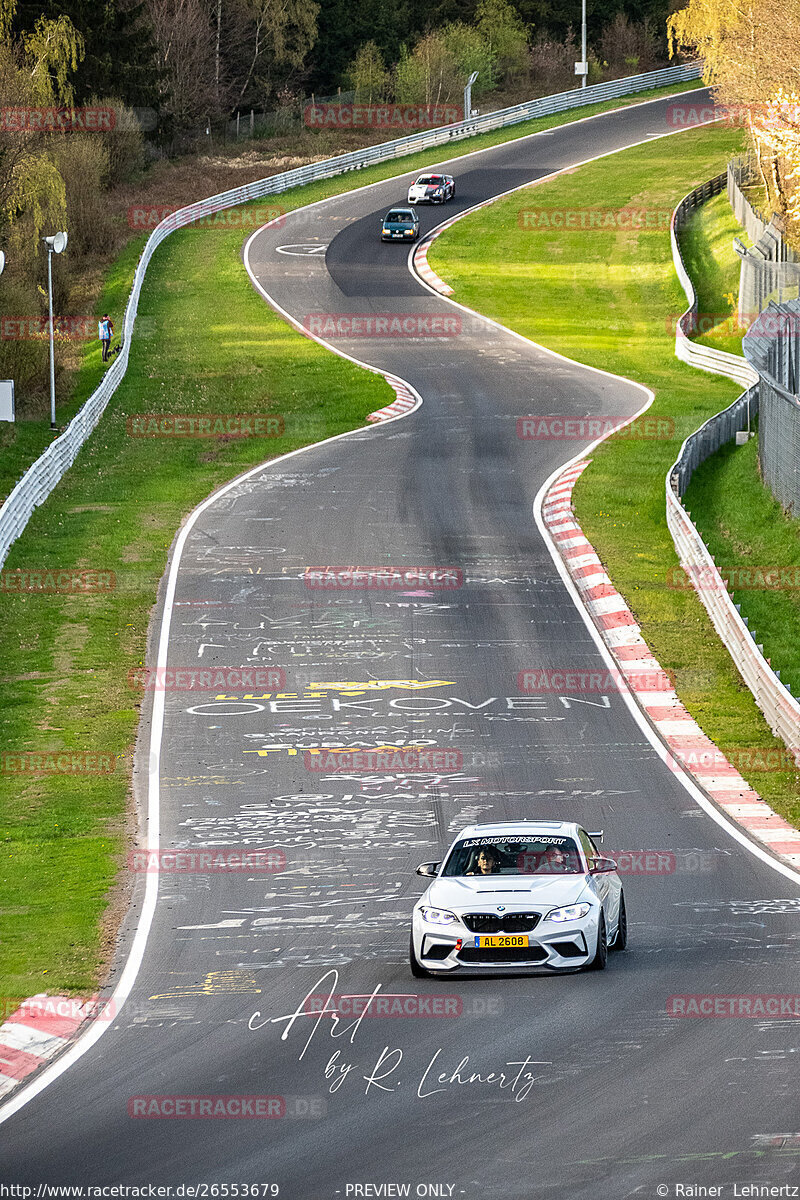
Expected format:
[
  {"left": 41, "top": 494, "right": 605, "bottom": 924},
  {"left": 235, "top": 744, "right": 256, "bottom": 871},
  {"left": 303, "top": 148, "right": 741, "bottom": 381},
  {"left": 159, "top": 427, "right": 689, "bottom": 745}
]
[
  {"left": 311, "top": 0, "right": 408, "bottom": 92},
  {"left": 11, "top": 0, "right": 161, "bottom": 110},
  {"left": 669, "top": 0, "right": 800, "bottom": 231}
]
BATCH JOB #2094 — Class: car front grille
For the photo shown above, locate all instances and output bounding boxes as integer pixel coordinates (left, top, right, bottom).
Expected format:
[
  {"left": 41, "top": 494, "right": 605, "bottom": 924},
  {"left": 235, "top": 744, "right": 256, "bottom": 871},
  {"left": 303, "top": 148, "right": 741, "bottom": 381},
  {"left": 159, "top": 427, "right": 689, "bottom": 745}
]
[
  {"left": 457, "top": 945, "right": 548, "bottom": 965},
  {"left": 462, "top": 912, "right": 542, "bottom": 934}
]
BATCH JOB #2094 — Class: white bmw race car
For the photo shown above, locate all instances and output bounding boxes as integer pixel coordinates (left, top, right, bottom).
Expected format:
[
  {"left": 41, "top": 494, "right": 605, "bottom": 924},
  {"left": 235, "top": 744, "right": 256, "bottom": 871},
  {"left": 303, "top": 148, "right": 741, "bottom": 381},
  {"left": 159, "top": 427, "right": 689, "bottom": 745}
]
[
  {"left": 410, "top": 821, "right": 626, "bottom": 976},
  {"left": 407, "top": 173, "right": 455, "bottom": 204}
]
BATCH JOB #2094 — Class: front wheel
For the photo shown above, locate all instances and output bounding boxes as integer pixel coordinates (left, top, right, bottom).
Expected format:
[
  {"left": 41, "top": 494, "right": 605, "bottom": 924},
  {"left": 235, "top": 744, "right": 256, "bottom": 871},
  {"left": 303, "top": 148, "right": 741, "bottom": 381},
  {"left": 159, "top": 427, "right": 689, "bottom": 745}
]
[
  {"left": 610, "top": 892, "right": 627, "bottom": 951},
  {"left": 409, "top": 933, "right": 430, "bottom": 978},
  {"left": 585, "top": 914, "right": 607, "bottom": 971}
]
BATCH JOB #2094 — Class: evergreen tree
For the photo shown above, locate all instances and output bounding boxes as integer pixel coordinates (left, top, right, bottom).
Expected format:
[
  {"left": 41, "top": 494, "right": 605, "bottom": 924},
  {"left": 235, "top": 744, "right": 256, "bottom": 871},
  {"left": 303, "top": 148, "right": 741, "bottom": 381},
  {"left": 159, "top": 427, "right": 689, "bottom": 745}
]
[{"left": 11, "top": 0, "right": 161, "bottom": 110}]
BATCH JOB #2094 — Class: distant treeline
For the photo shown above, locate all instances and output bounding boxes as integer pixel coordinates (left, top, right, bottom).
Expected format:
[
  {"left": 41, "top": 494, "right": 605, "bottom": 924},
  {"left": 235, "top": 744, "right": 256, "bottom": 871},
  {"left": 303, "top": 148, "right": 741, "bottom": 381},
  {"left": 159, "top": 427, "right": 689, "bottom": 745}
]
[{"left": 7, "top": 0, "right": 674, "bottom": 141}]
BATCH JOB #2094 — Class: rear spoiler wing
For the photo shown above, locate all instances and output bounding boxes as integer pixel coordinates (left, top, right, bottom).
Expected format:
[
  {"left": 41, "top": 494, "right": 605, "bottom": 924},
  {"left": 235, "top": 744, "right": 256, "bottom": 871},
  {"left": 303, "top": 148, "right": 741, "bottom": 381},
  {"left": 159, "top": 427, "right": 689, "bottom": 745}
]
[{"left": 588, "top": 830, "right": 604, "bottom": 843}]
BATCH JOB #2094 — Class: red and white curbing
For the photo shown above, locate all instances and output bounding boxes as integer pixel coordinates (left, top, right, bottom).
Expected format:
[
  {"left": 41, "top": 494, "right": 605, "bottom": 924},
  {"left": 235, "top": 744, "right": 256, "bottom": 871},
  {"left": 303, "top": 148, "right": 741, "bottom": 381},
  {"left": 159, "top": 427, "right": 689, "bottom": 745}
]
[
  {"left": 0, "top": 995, "right": 94, "bottom": 1096},
  {"left": 413, "top": 237, "right": 455, "bottom": 296},
  {"left": 367, "top": 375, "right": 418, "bottom": 422},
  {"left": 544, "top": 459, "right": 800, "bottom": 870}
]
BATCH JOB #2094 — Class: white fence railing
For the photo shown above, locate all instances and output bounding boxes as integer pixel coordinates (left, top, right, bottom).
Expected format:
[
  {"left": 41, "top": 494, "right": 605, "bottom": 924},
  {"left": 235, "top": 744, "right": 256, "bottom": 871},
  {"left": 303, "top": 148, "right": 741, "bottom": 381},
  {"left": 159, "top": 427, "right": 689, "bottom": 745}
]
[
  {"left": 666, "top": 179, "right": 800, "bottom": 750},
  {"left": 0, "top": 61, "right": 702, "bottom": 569}
]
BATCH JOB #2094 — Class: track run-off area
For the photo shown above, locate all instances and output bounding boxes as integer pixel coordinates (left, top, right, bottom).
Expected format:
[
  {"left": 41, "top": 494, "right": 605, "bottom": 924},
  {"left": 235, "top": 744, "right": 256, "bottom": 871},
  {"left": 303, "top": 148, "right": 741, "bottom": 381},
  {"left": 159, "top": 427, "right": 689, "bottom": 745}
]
[{"left": 2, "top": 88, "right": 799, "bottom": 1199}]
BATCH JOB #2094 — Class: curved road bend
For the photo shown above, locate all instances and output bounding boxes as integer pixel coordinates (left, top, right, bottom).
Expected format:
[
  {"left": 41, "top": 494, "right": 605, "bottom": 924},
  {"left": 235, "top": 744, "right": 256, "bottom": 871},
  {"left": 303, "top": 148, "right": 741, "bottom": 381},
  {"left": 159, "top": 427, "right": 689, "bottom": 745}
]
[{"left": 2, "top": 89, "right": 799, "bottom": 1199}]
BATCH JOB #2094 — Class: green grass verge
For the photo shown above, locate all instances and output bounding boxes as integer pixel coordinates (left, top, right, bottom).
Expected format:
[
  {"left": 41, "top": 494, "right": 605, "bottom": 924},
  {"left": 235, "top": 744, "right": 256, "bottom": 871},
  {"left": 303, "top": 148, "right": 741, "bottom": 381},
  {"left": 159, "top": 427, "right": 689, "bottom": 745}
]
[
  {"left": 678, "top": 191, "right": 748, "bottom": 354},
  {"left": 0, "top": 74, "right": 707, "bottom": 1004},
  {"left": 429, "top": 123, "right": 800, "bottom": 829},
  {"left": 685, "top": 437, "right": 800, "bottom": 698}
]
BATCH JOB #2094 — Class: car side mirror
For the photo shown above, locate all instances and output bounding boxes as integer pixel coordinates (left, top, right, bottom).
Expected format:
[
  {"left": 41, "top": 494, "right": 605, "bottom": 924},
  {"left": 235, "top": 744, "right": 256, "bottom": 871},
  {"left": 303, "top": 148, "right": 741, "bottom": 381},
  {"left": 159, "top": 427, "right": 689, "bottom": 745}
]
[
  {"left": 416, "top": 861, "right": 441, "bottom": 877},
  {"left": 589, "top": 857, "right": 617, "bottom": 875}
]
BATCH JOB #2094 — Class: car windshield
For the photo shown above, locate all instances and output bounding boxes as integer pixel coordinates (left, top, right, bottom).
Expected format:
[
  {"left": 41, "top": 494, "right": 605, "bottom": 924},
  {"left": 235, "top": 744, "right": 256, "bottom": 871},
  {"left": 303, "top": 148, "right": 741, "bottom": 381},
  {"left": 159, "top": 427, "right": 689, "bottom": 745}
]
[
  {"left": 441, "top": 836, "right": 583, "bottom": 877},
  {"left": 386, "top": 211, "right": 411, "bottom": 223},
  {"left": 416, "top": 177, "right": 434, "bottom": 185}
]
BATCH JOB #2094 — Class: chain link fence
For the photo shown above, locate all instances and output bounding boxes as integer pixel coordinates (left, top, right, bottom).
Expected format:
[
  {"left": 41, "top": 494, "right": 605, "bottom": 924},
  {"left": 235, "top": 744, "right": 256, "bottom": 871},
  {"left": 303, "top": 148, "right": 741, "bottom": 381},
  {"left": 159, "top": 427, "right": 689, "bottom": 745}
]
[
  {"left": 744, "top": 298, "right": 800, "bottom": 514},
  {"left": 728, "top": 156, "right": 800, "bottom": 322}
]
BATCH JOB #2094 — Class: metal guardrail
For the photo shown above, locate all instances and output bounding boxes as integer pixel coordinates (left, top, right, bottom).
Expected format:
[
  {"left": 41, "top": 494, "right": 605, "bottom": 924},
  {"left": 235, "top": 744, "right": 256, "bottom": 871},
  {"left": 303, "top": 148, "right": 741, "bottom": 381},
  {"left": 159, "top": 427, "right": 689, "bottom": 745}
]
[
  {"left": 666, "top": 179, "right": 800, "bottom": 750},
  {"left": 671, "top": 173, "right": 759, "bottom": 390},
  {"left": 0, "top": 61, "right": 702, "bottom": 570}
]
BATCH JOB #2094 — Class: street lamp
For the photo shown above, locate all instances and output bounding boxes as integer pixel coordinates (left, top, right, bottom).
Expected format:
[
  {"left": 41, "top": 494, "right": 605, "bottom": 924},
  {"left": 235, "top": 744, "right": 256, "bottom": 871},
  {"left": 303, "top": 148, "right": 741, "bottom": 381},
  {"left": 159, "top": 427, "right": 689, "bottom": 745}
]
[
  {"left": 575, "top": 0, "right": 588, "bottom": 89},
  {"left": 464, "top": 71, "right": 479, "bottom": 121},
  {"left": 43, "top": 231, "right": 67, "bottom": 430}
]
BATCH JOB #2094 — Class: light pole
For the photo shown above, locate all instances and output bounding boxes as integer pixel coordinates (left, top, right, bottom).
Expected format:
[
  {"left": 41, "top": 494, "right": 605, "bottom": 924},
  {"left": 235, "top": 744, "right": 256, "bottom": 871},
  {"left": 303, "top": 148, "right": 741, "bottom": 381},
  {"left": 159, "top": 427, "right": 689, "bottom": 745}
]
[
  {"left": 464, "top": 71, "right": 479, "bottom": 121},
  {"left": 575, "top": 0, "right": 588, "bottom": 89},
  {"left": 43, "top": 231, "right": 67, "bottom": 430}
]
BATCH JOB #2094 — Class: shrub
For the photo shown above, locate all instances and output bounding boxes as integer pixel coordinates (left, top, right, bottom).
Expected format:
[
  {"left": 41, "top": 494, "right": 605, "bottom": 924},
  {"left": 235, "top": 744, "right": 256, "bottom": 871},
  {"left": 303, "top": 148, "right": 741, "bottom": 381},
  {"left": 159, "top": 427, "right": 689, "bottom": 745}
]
[{"left": 49, "top": 137, "right": 114, "bottom": 259}]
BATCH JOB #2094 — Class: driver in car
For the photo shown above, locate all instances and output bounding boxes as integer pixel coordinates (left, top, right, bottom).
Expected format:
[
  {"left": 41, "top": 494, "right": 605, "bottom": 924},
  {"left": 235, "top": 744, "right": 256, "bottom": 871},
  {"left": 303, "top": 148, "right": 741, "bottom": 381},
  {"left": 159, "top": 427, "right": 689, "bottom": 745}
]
[
  {"left": 467, "top": 847, "right": 501, "bottom": 875},
  {"left": 539, "top": 844, "right": 576, "bottom": 873}
]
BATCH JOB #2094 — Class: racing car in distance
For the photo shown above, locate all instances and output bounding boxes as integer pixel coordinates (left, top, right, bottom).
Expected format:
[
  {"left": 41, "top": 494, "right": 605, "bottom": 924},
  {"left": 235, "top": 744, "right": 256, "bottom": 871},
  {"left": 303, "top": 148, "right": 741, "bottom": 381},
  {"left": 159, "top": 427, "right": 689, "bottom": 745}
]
[
  {"left": 410, "top": 820, "right": 626, "bottom": 976},
  {"left": 380, "top": 207, "right": 420, "bottom": 242},
  {"left": 407, "top": 173, "right": 456, "bottom": 204}
]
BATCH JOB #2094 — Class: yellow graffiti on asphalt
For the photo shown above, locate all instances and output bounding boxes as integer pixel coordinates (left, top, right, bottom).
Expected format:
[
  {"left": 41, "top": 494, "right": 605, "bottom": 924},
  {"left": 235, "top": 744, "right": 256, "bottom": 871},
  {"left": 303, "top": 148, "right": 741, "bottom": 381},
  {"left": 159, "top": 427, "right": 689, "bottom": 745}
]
[
  {"left": 149, "top": 970, "right": 261, "bottom": 999},
  {"left": 208, "top": 680, "right": 456, "bottom": 700},
  {"left": 244, "top": 743, "right": 432, "bottom": 758},
  {"left": 307, "top": 680, "right": 454, "bottom": 693}
]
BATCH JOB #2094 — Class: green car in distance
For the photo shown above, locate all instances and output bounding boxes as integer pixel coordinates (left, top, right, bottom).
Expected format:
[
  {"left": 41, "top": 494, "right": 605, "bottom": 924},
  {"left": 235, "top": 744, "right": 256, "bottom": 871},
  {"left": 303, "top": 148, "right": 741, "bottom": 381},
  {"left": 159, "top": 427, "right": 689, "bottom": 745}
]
[{"left": 381, "top": 207, "right": 421, "bottom": 242}]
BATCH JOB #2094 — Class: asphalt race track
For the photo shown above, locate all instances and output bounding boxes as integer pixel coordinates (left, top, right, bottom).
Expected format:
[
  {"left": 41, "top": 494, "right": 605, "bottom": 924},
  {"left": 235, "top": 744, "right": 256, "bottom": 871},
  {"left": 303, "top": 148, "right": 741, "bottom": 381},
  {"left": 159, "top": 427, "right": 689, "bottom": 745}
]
[{"left": 2, "top": 89, "right": 800, "bottom": 1199}]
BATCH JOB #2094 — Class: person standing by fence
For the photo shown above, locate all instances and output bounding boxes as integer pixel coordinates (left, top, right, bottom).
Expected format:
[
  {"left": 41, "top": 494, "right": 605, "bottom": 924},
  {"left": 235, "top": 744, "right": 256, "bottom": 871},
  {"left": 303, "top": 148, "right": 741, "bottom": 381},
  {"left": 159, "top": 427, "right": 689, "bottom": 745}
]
[{"left": 99, "top": 314, "right": 113, "bottom": 363}]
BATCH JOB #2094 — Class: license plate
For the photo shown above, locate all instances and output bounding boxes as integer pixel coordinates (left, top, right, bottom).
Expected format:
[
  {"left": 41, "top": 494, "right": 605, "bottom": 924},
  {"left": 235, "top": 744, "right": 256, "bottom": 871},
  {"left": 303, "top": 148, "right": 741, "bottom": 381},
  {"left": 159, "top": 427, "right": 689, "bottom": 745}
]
[
  {"left": 392, "top": 232, "right": 404, "bottom": 237},
  {"left": 474, "top": 934, "right": 529, "bottom": 948}
]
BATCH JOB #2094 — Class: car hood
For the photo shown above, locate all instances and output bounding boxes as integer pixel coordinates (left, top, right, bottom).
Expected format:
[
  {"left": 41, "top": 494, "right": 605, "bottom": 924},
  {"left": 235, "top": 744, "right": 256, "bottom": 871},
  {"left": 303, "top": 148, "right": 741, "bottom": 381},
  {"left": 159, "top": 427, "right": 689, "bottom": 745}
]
[{"left": 422, "top": 875, "right": 590, "bottom": 911}]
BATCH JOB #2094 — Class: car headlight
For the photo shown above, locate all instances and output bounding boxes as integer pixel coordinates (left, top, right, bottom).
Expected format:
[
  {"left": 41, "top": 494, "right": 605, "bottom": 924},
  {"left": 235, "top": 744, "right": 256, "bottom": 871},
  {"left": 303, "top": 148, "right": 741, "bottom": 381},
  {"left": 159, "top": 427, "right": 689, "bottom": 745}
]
[
  {"left": 382, "top": 228, "right": 390, "bottom": 234},
  {"left": 419, "top": 906, "right": 458, "bottom": 925},
  {"left": 546, "top": 903, "right": 592, "bottom": 923}
]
